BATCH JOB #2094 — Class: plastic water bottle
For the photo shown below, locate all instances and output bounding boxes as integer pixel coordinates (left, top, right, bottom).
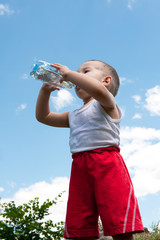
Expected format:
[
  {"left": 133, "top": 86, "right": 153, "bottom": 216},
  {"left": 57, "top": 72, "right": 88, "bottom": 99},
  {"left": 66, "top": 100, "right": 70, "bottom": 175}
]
[{"left": 30, "top": 60, "right": 74, "bottom": 89}]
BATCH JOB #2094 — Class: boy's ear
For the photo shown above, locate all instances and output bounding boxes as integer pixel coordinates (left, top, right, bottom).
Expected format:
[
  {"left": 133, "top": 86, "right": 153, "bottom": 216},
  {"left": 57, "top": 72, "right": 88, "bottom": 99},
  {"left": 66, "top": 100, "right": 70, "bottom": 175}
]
[{"left": 102, "top": 76, "right": 112, "bottom": 87}]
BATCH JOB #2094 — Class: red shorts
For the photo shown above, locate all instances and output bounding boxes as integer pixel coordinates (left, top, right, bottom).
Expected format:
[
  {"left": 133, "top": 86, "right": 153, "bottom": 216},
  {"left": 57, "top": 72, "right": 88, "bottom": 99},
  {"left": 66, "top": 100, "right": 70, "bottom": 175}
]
[{"left": 64, "top": 147, "right": 144, "bottom": 238}]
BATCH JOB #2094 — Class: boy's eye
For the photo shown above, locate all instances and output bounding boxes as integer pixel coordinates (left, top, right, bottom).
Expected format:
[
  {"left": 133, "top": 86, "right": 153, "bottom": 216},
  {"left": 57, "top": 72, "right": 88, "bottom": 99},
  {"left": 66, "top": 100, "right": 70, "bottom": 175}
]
[{"left": 84, "top": 69, "right": 89, "bottom": 73}]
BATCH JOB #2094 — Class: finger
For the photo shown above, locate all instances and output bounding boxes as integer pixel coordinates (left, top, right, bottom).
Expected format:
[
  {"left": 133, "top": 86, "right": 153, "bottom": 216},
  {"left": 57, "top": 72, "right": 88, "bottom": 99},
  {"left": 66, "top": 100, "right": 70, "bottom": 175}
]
[
  {"left": 50, "top": 64, "right": 58, "bottom": 69},
  {"left": 50, "top": 65, "right": 60, "bottom": 71},
  {"left": 50, "top": 63, "right": 62, "bottom": 68},
  {"left": 54, "top": 63, "right": 62, "bottom": 66},
  {"left": 51, "top": 87, "right": 60, "bottom": 91},
  {"left": 49, "top": 86, "right": 60, "bottom": 91}
]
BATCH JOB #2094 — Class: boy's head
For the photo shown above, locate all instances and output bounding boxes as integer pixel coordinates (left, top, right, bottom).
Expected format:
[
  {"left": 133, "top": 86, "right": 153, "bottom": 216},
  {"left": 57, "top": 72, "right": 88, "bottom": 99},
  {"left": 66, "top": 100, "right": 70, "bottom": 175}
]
[{"left": 78, "top": 60, "right": 120, "bottom": 96}]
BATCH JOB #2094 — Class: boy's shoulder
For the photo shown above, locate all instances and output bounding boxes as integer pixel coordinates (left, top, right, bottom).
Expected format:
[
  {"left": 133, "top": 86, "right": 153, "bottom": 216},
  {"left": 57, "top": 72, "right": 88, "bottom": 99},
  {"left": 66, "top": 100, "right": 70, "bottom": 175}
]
[{"left": 70, "top": 99, "right": 122, "bottom": 122}]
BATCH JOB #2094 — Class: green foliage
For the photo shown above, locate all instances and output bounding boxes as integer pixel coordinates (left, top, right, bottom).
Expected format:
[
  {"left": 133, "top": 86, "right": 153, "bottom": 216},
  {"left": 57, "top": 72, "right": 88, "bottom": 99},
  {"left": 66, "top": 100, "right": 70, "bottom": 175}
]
[
  {"left": 150, "top": 222, "right": 160, "bottom": 240},
  {"left": 0, "top": 192, "right": 65, "bottom": 240},
  {"left": 135, "top": 222, "right": 160, "bottom": 240}
]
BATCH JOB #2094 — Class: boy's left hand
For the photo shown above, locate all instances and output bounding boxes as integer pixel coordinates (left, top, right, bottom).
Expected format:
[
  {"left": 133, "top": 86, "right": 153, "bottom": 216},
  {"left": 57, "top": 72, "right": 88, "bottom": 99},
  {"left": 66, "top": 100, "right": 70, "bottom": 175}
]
[{"left": 50, "top": 63, "right": 70, "bottom": 80}]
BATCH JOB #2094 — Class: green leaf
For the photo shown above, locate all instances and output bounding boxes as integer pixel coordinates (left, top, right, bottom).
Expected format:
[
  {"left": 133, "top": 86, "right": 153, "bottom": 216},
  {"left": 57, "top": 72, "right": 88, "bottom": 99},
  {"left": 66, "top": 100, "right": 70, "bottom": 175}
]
[{"left": 0, "top": 192, "right": 65, "bottom": 239}]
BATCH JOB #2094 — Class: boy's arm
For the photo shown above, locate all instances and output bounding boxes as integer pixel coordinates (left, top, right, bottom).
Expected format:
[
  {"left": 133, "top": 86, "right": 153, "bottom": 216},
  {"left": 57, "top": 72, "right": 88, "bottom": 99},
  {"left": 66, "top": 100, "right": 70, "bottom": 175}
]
[
  {"left": 36, "top": 84, "right": 69, "bottom": 128},
  {"left": 51, "top": 63, "right": 118, "bottom": 118},
  {"left": 66, "top": 71, "right": 115, "bottom": 108}
]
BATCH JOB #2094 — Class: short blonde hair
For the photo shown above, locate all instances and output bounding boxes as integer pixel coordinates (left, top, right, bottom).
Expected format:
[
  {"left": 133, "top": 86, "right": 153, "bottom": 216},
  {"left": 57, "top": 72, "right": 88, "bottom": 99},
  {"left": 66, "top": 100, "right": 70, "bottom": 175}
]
[{"left": 87, "top": 59, "right": 120, "bottom": 96}]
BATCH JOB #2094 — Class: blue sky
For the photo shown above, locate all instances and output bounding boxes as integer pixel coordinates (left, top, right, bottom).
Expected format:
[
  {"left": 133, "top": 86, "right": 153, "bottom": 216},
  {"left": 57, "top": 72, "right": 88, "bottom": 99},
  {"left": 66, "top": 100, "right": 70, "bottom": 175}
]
[{"left": 1, "top": 0, "right": 160, "bottom": 231}]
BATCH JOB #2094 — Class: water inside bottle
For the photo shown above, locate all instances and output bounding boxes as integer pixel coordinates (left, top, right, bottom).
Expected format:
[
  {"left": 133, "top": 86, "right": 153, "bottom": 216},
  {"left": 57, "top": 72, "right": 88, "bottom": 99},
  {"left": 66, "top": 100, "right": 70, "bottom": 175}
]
[{"left": 30, "top": 60, "right": 74, "bottom": 89}]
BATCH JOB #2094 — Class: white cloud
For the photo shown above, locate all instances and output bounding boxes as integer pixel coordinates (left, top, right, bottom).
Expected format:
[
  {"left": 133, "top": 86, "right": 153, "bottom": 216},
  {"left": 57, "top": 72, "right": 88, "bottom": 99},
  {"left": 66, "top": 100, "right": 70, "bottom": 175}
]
[
  {"left": 127, "top": 0, "right": 135, "bottom": 10},
  {"left": 127, "top": 4, "right": 133, "bottom": 10},
  {"left": 132, "top": 113, "right": 142, "bottom": 119},
  {"left": 1, "top": 177, "right": 69, "bottom": 223},
  {"left": 131, "top": 86, "right": 160, "bottom": 117},
  {"left": 120, "top": 77, "right": 127, "bottom": 85},
  {"left": 144, "top": 85, "right": 160, "bottom": 116},
  {"left": 0, "top": 187, "right": 4, "bottom": 192},
  {"left": 120, "top": 126, "right": 160, "bottom": 197},
  {"left": 21, "top": 73, "right": 28, "bottom": 80},
  {"left": 105, "top": 0, "right": 137, "bottom": 10},
  {"left": 51, "top": 89, "right": 75, "bottom": 111},
  {"left": 0, "top": 4, "right": 14, "bottom": 16},
  {"left": 125, "top": 142, "right": 160, "bottom": 197},
  {"left": 120, "top": 77, "right": 132, "bottom": 85},
  {"left": 16, "top": 104, "right": 27, "bottom": 113},
  {"left": 132, "top": 95, "right": 141, "bottom": 104},
  {"left": 121, "top": 127, "right": 160, "bottom": 145},
  {"left": 7, "top": 181, "right": 16, "bottom": 189}
]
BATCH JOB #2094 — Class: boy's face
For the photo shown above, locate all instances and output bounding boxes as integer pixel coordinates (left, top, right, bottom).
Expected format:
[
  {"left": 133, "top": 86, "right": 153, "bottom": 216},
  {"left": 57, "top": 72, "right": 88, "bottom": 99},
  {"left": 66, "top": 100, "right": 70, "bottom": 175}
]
[
  {"left": 75, "top": 61, "right": 107, "bottom": 101},
  {"left": 77, "top": 61, "right": 105, "bottom": 81}
]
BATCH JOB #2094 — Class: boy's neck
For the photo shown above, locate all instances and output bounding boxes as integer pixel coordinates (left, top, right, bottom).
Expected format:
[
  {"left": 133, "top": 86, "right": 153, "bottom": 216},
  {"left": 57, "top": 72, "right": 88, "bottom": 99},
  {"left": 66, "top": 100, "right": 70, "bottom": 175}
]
[{"left": 83, "top": 97, "right": 94, "bottom": 105}]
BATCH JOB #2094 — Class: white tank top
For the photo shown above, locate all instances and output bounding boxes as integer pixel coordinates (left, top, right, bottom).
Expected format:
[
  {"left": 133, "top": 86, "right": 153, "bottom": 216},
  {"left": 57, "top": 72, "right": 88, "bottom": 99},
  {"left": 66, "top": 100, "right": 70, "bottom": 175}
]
[{"left": 69, "top": 99, "right": 122, "bottom": 153}]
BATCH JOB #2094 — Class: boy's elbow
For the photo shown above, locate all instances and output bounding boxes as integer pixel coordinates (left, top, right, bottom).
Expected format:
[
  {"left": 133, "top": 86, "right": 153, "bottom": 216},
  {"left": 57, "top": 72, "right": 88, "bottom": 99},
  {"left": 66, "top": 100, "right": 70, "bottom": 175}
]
[
  {"left": 35, "top": 113, "right": 44, "bottom": 123},
  {"left": 36, "top": 115, "right": 41, "bottom": 123}
]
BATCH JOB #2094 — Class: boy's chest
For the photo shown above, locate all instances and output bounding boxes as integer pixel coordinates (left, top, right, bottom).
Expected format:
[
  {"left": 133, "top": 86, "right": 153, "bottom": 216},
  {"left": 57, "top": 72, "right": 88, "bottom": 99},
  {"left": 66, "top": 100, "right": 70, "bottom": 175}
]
[{"left": 70, "top": 104, "right": 105, "bottom": 129}]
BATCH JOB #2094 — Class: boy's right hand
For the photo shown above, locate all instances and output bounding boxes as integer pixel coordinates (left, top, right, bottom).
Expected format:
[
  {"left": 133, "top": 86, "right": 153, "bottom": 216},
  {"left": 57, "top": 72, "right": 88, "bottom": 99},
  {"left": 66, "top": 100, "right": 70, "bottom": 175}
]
[{"left": 41, "top": 83, "right": 60, "bottom": 93}]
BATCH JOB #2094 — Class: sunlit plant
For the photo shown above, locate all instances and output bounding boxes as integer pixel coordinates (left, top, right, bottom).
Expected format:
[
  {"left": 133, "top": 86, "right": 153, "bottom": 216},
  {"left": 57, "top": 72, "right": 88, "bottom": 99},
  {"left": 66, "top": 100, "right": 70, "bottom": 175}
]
[{"left": 0, "top": 192, "right": 65, "bottom": 240}]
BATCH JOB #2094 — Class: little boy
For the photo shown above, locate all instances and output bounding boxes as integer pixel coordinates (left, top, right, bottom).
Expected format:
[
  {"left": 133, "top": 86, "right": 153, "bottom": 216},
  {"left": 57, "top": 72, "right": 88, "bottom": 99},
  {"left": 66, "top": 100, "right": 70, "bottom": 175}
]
[{"left": 36, "top": 60, "right": 144, "bottom": 240}]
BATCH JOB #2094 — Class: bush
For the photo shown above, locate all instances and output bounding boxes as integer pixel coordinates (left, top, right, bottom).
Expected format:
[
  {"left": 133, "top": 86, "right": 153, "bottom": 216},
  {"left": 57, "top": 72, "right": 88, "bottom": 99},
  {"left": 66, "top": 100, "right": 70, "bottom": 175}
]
[
  {"left": 0, "top": 192, "right": 64, "bottom": 240},
  {"left": 135, "top": 223, "right": 160, "bottom": 240}
]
